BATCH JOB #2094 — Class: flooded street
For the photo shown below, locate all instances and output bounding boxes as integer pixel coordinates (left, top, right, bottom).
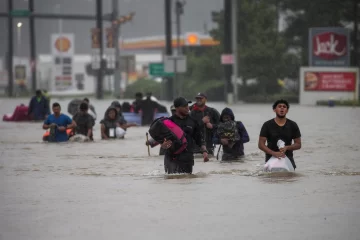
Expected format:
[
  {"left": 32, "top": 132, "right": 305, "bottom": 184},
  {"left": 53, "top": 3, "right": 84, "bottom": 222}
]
[{"left": 1, "top": 98, "right": 360, "bottom": 240}]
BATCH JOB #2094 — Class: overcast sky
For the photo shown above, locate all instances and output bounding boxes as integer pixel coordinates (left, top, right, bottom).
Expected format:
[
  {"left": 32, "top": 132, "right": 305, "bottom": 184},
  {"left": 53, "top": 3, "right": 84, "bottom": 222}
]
[{"left": 0, "top": 0, "right": 224, "bottom": 56}]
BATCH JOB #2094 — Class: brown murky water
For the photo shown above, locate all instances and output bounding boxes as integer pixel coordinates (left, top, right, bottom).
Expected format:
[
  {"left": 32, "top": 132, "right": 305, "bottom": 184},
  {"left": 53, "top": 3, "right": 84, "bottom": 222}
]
[{"left": 0, "top": 98, "right": 360, "bottom": 240}]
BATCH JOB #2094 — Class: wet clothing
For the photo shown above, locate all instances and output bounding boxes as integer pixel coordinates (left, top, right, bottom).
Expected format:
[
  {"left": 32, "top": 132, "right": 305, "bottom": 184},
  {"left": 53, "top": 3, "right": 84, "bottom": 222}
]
[
  {"left": 190, "top": 104, "right": 220, "bottom": 154},
  {"left": 28, "top": 96, "right": 50, "bottom": 120},
  {"left": 259, "top": 118, "right": 301, "bottom": 169},
  {"left": 44, "top": 114, "right": 72, "bottom": 142},
  {"left": 135, "top": 97, "right": 160, "bottom": 125},
  {"left": 121, "top": 102, "right": 132, "bottom": 113},
  {"left": 106, "top": 104, "right": 127, "bottom": 126},
  {"left": 72, "top": 111, "right": 94, "bottom": 138},
  {"left": 163, "top": 114, "right": 205, "bottom": 174},
  {"left": 100, "top": 107, "right": 119, "bottom": 139},
  {"left": 213, "top": 108, "right": 250, "bottom": 160}
]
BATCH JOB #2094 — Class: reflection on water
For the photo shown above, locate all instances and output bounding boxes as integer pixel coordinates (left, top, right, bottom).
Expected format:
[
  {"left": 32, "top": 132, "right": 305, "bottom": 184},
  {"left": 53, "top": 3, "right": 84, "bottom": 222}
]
[
  {"left": 257, "top": 171, "right": 303, "bottom": 184},
  {"left": 1, "top": 99, "right": 360, "bottom": 239}
]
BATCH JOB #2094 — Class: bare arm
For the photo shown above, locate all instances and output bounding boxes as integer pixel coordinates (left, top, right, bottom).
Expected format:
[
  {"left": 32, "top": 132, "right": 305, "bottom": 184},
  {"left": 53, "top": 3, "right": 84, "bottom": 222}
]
[
  {"left": 258, "top": 136, "right": 274, "bottom": 156},
  {"left": 68, "top": 120, "right": 76, "bottom": 129},
  {"left": 100, "top": 124, "right": 108, "bottom": 139},
  {"left": 281, "top": 138, "right": 301, "bottom": 152},
  {"left": 87, "top": 128, "right": 92, "bottom": 138}
]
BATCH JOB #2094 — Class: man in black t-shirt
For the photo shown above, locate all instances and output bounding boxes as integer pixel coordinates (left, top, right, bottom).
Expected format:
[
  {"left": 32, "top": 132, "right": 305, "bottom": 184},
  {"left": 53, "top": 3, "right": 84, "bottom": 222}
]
[
  {"left": 72, "top": 102, "right": 94, "bottom": 140},
  {"left": 258, "top": 99, "right": 302, "bottom": 169}
]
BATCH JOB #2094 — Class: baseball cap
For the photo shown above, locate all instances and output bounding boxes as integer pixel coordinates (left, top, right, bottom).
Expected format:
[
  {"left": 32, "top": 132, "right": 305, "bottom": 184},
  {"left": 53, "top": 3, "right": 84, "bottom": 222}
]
[
  {"left": 173, "top": 97, "right": 192, "bottom": 108},
  {"left": 195, "top": 92, "right": 207, "bottom": 99}
]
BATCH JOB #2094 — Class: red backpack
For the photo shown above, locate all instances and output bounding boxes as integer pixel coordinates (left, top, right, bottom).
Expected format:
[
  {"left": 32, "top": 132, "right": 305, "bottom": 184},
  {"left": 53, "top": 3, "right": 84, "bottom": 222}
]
[{"left": 148, "top": 117, "right": 187, "bottom": 155}]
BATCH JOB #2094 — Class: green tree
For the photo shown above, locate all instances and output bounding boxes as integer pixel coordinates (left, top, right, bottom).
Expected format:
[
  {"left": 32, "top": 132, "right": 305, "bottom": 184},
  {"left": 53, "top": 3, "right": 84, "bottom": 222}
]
[
  {"left": 279, "top": 0, "right": 355, "bottom": 65},
  {"left": 210, "top": 0, "right": 300, "bottom": 95}
]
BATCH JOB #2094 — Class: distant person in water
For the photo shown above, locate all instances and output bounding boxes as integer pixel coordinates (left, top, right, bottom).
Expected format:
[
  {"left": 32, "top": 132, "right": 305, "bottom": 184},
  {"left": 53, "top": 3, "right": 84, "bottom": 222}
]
[
  {"left": 132, "top": 92, "right": 143, "bottom": 110},
  {"left": 43, "top": 102, "right": 76, "bottom": 142},
  {"left": 135, "top": 92, "right": 161, "bottom": 125},
  {"left": 28, "top": 89, "right": 50, "bottom": 120},
  {"left": 258, "top": 99, "right": 302, "bottom": 169},
  {"left": 100, "top": 106, "right": 123, "bottom": 140},
  {"left": 108, "top": 101, "right": 137, "bottom": 131},
  {"left": 72, "top": 102, "right": 94, "bottom": 141}
]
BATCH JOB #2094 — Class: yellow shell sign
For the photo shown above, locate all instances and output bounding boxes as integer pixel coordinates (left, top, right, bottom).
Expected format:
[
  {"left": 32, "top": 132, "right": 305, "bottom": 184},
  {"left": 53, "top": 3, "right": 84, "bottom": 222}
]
[
  {"left": 186, "top": 33, "right": 199, "bottom": 45},
  {"left": 54, "top": 37, "right": 71, "bottom": 52}
]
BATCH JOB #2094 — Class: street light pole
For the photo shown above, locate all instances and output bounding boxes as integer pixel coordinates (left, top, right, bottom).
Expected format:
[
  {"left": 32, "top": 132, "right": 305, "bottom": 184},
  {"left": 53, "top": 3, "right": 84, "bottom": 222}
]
[
  {"left": 55, "top": 4, "right": 64, "bottom": 88},
  {"left": 232, "top": 0, "right": 238, "bottom": 103},
  {"left": 16, "top": 22, "right": 22, "bottom": 63},
  {"left": 174, "top": 0, "right": 184, "bottom": 97},
  {"left": 112, "top": 0, "right": 122, "bottom": 99}
]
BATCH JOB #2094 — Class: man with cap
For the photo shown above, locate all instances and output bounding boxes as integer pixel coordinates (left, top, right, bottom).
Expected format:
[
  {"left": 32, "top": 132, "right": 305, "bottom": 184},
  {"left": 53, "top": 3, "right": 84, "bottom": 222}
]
[
  {"left": 160, "top": 97, "right": 209, "bottom": 174},
  {"left": 145, "top": 104, "right": 177, "bottom": 155},
  {"left": 190, "top": 92, "right": 220, "bottom": 155}
]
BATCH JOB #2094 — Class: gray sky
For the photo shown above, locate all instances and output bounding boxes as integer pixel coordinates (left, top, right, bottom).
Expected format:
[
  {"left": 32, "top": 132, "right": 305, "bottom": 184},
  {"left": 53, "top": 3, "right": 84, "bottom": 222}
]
[{"left": 0, "top": 0, "right": 223, "bottom": 57}]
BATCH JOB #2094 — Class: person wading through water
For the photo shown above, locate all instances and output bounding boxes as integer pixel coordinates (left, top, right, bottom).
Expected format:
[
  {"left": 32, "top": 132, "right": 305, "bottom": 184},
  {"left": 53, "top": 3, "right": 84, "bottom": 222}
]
[
  {"left": 72, "top": 102, "right": 94, "bottom": 141},
  {"left": 258, "top": 99, "right": 302, "bottom": 170},
  {"left": 161, "top": 97, "right": 209, "bottom": 174},
  {"left": 190, "top": 92, "right": 220, "bottom": 155}
]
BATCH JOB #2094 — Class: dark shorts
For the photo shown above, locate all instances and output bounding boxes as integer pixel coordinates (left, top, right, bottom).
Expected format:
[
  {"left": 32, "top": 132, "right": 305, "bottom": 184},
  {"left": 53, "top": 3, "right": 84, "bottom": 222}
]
[{"left": 164, "top": 152, "right": 194, "bottom": 174}]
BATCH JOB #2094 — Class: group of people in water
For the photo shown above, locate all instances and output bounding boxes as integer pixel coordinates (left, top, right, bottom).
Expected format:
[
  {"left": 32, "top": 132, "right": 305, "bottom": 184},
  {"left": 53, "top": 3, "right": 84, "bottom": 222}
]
[{"left": 31, "top": 89, "right": 301, "bottom": 175}]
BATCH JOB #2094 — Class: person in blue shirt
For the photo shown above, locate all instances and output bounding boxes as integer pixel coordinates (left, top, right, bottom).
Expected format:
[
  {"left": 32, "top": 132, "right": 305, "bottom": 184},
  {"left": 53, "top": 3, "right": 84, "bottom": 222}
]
[
  {"left": 43, "top": 102, "right": 76, "bottom": 142},
  {"left": 28, "top": 89, "right": 50, "bottom": 120}
]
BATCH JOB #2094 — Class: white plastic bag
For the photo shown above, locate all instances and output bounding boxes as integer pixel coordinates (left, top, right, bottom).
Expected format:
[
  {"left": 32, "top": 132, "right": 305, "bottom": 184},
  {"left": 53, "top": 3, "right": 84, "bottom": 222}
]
[
  {"left": 116, "top": 127, "right": 126, "bottom": 138},
  {"left": 264, "top": 156, "right": 294, "bottom": 172}
]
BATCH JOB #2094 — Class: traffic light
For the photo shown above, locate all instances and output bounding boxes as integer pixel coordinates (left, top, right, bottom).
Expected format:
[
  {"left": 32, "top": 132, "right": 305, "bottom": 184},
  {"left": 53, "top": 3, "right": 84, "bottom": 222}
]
[
  {"left": 113, "top": 12, "right": 135, "bottom": 26},
  {"left": 105, "top": 28, "right": 114, "bottom": 48},
  {"left": 211, "top": 11, "right": 220, "bottom": 23}
]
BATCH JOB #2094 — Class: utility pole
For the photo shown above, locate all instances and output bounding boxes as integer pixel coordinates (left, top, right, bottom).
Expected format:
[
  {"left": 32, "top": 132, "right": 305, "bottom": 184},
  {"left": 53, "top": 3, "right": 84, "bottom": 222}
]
[
  {"left": 353, "top": 0, "right": 359, "bottom": 67},
  {"left": 164, "top": 0, "right": 173, "bottom": 101},
  {"left": 232, "top": 0, "right": 238, "bottom": 103},
  {"left": 223, "top": 0, "right": 233, "bottom": 104},
  {"left": 7, "top": 0, "right": 13, "bottom": 97},
  {"left": 96, "top": 0, "right": 104, "bottom": 99},
  {"left": 112, "top": 0, "right": 121, "bottom": 99},
  {"left": 174, "top": 0, "right": 184, "bottom": 97},
  {"left": 29, "top": 0, "right": 36, "bottom": 93}
]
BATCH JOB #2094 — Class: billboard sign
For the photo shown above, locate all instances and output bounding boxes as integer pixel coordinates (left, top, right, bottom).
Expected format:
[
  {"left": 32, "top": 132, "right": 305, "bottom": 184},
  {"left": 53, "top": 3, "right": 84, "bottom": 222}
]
[
  {"left": 304, "top": 71, "right": 356, "bottom": 91},
  {"left": 309, "top": 27, "right": 350, "bottom": 67}
]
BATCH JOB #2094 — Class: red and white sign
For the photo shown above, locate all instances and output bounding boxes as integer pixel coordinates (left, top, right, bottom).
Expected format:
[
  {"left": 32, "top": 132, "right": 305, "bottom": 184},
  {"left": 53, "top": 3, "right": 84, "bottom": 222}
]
[
  {"left": 304, "top": 71, "right": 356, "bottom": 91},
  {"left": 221, "top": 54, "right": 233, "bottom": 64},
  {"left": 312, "top": 32, "right": 347, "bottom": 60},
  {"left": 309, "top": 27, "right": 350, "bottom": 67}
]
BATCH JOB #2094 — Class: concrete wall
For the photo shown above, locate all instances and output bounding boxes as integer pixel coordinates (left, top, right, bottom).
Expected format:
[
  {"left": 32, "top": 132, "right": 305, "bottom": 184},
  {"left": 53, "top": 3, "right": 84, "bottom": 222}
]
[{"left": 299, "top": 67, "right": 359, "bottom": 105}]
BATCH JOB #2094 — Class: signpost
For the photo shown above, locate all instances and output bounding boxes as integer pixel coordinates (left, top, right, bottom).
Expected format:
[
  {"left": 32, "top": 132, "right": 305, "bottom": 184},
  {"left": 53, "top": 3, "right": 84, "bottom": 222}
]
[
  {"left": 10, "top": 10, "right": 31, "bottom": 17},
  {"left": 164, "top": 55, "right": 187, "bottom": 73},
  {"left": 149, "top": 62, "right": 174, "bottom": 77},
  {"left": 91, "top": 28, "right": 101, "bottom": 70}
]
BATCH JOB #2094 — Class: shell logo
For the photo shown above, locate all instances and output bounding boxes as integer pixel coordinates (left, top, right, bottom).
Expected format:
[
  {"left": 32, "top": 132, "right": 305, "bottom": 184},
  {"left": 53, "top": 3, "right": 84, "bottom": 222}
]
[
  {"left": 54, "top": 37, "right": 71, "bottom": 52},
  {"left": 186, "top": 33, "right": 199, "bottom": 46}
]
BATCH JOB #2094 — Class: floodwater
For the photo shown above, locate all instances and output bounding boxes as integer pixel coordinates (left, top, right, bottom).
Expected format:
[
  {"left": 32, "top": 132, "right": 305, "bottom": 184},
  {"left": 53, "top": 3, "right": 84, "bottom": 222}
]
[{"left": 0, "top": 98, "right": 360, "bottom": 240}]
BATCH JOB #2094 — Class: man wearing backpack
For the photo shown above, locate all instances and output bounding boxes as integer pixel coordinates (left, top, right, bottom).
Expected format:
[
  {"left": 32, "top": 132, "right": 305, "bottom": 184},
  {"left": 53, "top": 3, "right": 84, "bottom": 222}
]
[
  {"left": 190, "top": 93, "right": 220, "bottom": 155},
  {"left": 160, "top": 97, "right": 209, "bottom": 174},
  {"left": 213, "top": 107, "right": 250, "bottom": 161}
]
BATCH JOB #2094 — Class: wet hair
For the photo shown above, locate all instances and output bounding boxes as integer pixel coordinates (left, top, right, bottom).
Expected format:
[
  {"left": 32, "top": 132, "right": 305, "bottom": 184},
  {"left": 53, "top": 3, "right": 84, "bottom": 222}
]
[
  {"left": 52, "top": 102, "right": 61, "bottom": 108},
  {"left": 80, "top": 102, "right": 89, "bottom": 111},
  {"left": 83, "top": 98, "right": 89, "bottom": 103},
  {"left": 272, "top": 99, "right": 289, "bottom": 109},
  {"left": 122, "top": 102, "right": 131, "bottom": 112}
]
